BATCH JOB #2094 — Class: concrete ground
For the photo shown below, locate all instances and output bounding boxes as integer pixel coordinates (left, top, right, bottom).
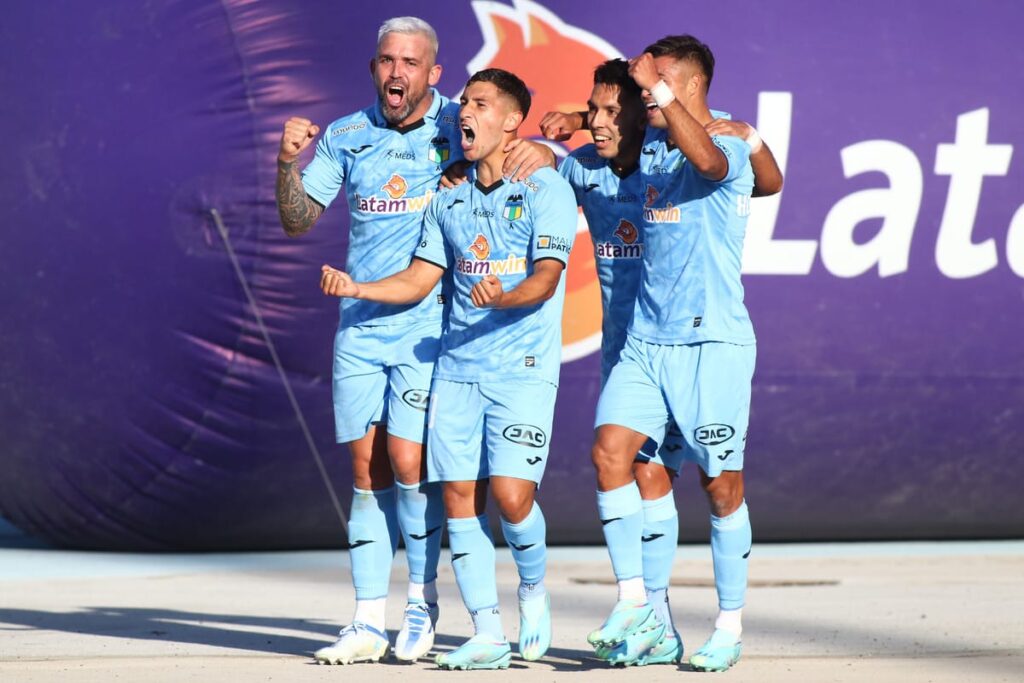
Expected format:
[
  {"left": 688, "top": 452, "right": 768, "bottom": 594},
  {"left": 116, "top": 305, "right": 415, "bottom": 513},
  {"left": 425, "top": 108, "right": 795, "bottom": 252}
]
[{"left": 0, "top": 541, "right": 1021, "bottom": 682}]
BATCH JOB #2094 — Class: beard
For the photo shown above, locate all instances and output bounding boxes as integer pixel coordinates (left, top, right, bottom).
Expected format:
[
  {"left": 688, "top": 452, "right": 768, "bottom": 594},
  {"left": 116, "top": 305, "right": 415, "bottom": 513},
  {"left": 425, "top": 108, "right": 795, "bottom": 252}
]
[{"left": 377, "top": 83, "right": 429, "bottom": 125}]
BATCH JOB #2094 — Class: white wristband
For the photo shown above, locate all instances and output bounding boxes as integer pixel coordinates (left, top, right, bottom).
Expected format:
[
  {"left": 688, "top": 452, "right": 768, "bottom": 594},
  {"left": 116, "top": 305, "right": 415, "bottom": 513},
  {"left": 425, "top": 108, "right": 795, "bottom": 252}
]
[
  {"left": 745, "top": 127, "right": 763, "bottom": 154},
  {"left": 650, "top": 80, "right": 675, "bottom": 109}
]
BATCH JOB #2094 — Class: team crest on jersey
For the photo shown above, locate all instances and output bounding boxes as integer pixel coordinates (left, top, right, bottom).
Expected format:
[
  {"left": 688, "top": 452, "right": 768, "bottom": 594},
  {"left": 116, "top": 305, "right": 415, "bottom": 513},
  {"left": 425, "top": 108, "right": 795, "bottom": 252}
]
[
  {"left": 469, "top": 233, "right": 491, "bottom": 260},
  {"left": 429, "top": 136, "right": 450, "bottom": 164},
  {"left": 503, "top": 194, "right": 524, "bottom": 221}
]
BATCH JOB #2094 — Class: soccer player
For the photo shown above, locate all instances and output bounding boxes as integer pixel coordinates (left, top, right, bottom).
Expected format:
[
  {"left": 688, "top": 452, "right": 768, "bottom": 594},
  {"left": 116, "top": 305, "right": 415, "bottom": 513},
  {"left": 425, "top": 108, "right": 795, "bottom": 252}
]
[
  {"left": 319, "top": 68, "right": 577, "bottom": 670},
  {"left": 554, "top": 56, "right": 781, "bottom": 667},
  {"left": 275, "top": 18, "right": 552, "bottom": 665}
]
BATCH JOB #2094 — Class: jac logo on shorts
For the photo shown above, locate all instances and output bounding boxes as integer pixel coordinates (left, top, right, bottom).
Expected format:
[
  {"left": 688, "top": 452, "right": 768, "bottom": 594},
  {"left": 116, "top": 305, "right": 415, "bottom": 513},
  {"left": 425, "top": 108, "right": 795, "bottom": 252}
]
[
  {"left": 401, "top": 389, "right": 429, "bottom": 412},
  {"left": 695, "top": 424, "right": 735, "bottom": 446},
  {"left": 502, "top": 424, "right": 547, "bottom": 448}
]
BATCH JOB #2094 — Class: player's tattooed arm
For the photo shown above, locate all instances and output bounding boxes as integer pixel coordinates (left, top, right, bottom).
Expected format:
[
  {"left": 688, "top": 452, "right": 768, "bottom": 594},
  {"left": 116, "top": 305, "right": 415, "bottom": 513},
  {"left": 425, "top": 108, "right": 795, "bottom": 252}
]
[
  {"left": 471, "top": 259, "right": 564, "bottom": 309},
  {"left": 276, "top": 117, "right": 324, "bottom": 236},
  {"left": 277, "top": 159, "right": 324, "bottom": 236},
  {"left": 705, "top": 119, "right": 784, "bottom": 197}
]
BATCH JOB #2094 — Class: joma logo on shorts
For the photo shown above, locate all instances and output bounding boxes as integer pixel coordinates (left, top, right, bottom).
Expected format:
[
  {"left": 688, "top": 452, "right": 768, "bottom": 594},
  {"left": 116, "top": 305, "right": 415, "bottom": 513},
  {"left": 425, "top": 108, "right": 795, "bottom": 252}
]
[
  {"left": 695, "top": 424, "right": 735, "bottom": 446},
  {"left": 502, "top": 424, "right": 547, "bottom": 448},
  {"left": 401, "top": 389, "right": 429, "bottom": 412}
]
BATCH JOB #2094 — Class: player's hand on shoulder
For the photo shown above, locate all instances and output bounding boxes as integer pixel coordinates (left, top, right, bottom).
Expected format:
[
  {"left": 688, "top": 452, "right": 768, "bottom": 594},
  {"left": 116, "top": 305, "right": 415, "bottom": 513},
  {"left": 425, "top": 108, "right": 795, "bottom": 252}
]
[
  {"left": 439, "top": 160, "right": 472, "bottom": 189},
  {"left": 705, "top": 118, "right": 753, "bottom": 140},
  {"left": 320, "top": 264, "right": 359, "bottom": 298},
  {"left": 627, "top": 53, "right": 660, "bottom": 90},
  {"left": 539, "top": 111, "right": 584, "bottom": 142},
  {"left": 502, "top": 139, "right": 555, "bottom": 183},
  {"left": 279, "top": 117, "right": 320, "bottom": 163},
  {"left": 471, "top": 274, "right": 503, "bottom": 308}
]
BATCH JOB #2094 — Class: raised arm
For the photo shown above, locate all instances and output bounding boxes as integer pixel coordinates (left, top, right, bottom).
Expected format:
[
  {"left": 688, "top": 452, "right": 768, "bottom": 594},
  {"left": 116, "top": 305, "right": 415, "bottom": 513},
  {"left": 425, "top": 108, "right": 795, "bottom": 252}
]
[
  {"left": 628, "top": 53, "right": 727, "bottom": 181},
  {"left": 704, "top": 119, "right": 784, "bottom": 197},
  {"left": 320, "top": 258, "right": 444, "bottom": 305},
  {"left": 470, "top": 259, "right": 565, "bottom": 309},
  {"left": 276, "top": 117, "right": 324, "bottom": 237}
]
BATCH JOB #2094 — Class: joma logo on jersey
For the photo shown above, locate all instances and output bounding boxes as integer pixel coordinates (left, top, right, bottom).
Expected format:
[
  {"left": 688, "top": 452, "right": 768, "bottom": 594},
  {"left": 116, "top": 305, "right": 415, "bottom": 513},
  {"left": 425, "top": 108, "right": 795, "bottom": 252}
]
[
  {"left": 354, "top": 174, "right": 435, "bottom": 214},
  {"left": 502, "top": 424, "right": 547, "bottom": 448},
  {"left": 429, "top": 136, "right": 450, "bottom": 163},
  {"left": 644, "top": 203, "right": 682, "bottom": 224},
  {"left": 503, "top": 194, "right": 524, "bottom": 220},
  {"left": 695, "top": 424, "right": 736, "bottom": 446}
]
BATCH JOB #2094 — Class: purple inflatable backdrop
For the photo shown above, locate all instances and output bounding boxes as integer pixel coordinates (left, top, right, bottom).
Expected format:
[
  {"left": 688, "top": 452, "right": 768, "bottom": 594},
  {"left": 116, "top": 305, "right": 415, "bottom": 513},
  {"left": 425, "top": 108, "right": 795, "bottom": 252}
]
[{"left": 2, "top": 0, "right": 1022, "bottom": 550}]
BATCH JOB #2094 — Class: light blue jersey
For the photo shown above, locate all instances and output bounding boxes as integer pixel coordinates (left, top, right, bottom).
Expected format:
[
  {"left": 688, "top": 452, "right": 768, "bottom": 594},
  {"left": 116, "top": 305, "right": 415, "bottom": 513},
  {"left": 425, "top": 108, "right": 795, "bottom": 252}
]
[
  {"left": 415, "top": 166, "right": 578, "bottom": 386},
  {"left": 302, "top": 88, "right": 463, "bottom": 328},
  {"left": 629, "top": 123, "right": 756, "bottom": 345},
  {"left": 559, "top": 146, "right": 646, "bottom": 381}
]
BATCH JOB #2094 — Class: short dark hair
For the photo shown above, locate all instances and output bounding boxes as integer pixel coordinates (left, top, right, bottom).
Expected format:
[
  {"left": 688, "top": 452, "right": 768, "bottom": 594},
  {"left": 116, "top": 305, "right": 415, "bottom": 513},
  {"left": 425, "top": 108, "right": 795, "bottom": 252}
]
[
  {"left": 593, "top": 58, "right": 642, "bottom": 103},
  {"left": 644, "top": 35, "right": 715, "bottom": 91},
  {"left": 466, "top": 68, "right": 532, "bottom": 118}
]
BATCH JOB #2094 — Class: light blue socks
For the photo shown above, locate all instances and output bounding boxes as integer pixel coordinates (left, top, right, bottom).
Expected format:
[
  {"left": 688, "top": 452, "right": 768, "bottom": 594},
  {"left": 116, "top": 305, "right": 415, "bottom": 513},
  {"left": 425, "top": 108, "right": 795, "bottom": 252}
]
[
  {"left": 500, "top": 502, "right": 547, "bottom": 600},
  {"left": 448, "top": 515, "right": 504, "bottom": 639},
  {"left": 642, "top": 491, "right": 678, "bottom": 628},
  {"left": 396, "top": 479, "right": 444, "bottom": 589},
  {"left": 349, "top": 486, "right": 399, "bottom": 600},
  {"left": 711, "top": 501, "right": 751, "bottom": 610},
  {"left": 596, "top": 481, "right": 644, "bottom": 583}
]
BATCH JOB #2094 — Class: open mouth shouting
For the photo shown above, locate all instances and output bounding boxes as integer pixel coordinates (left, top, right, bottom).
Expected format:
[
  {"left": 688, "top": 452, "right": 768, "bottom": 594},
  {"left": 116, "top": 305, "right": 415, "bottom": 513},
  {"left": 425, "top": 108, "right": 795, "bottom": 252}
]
[
  {"left": 384, "top": 81, "right": 406, "bottom": 110},
  {"left": 460, "top": 122, "right": 477, "bottom": 153}
]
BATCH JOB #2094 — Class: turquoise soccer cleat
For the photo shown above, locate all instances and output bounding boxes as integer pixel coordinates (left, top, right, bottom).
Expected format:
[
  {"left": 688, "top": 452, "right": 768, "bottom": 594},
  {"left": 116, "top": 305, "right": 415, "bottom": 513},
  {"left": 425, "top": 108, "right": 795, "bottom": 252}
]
[
  {"left": 517, "top": 592, "right": 551, "bottom": 661},
  {"left": 435, "top": 634, "right": 512, "bottom": 670},
  {"left": 594, "top": 626, "right": 678, "bottom": 666},
  {"left": 587, "top": 599, "right": 663, "bottom": 648},
  {"left": 688, "top": 628, "right": 742, "bottom": 672}
]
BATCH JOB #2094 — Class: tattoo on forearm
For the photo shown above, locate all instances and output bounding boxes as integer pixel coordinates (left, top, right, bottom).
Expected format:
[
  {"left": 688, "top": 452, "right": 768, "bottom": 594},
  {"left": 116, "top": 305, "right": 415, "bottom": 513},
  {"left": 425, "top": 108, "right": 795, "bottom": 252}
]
[{"left": 276, "top": 159, "right": 323, "bottom": 236}]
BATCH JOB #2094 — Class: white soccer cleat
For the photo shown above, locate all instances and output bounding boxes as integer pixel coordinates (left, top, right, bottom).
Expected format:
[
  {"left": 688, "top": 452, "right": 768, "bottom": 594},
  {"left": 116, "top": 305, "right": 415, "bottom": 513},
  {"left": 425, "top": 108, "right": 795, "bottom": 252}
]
[
  {"left": 394, "top": 601, "right": 439, "bottom": 661},
  {"left": 314, "top": 622, "right": 390, "bottom": 665}
]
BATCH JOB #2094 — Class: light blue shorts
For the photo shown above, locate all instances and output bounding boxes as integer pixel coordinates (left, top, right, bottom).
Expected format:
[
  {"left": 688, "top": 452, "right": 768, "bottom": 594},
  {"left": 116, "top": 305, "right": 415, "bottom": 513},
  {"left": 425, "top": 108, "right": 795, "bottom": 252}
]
[
  {"left": 332, "top": 320, "right": 441, "bottom": 444},
  {"left": 596, "top": 336, "right": 756, "bottom": 478},
  {"left": 603, "top": 347, "right": 686, "bottom": 472},
  {"left": 426, "top": 378, "right": 557, "bottom": 484}
]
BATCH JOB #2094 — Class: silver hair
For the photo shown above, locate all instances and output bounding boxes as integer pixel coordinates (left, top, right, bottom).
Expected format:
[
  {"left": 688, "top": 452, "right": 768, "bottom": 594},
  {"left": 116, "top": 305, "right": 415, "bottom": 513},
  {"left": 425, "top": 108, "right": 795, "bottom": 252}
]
[{"left": 377, "top": 16, "right": 439, "bottom": 60}]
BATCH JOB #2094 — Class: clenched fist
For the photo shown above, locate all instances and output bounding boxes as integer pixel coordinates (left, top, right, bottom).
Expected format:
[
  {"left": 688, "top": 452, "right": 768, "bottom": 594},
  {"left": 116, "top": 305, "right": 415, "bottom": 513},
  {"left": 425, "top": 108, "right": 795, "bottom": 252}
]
[
  {"left": 279, "top": 117, "right": 321, "bottom": 163},
  {"left": 539, "top": 111, "right": 584, "bottom": 142},
  {"left": 471, "top": 274, "right": 504, "bottom": 308},
  {"left": 320, "top": 265, "right": 359, "bottom": 298}
]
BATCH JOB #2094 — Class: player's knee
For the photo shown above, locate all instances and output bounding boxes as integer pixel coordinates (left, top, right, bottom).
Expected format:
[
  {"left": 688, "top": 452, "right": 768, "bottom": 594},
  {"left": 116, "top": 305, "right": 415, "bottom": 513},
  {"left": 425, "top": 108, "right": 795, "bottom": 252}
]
[
  {"left": 633, "top": 462, "right": 674, "bottom": 499},
  {"left": 703, "top": 473, "right": 744, "bottom": 517},
  {"left": 493, "top": 489, "right": 534, "bottom": 524},
  {"left": 591, "top": 438, "right": 627, "bottom": 476}
]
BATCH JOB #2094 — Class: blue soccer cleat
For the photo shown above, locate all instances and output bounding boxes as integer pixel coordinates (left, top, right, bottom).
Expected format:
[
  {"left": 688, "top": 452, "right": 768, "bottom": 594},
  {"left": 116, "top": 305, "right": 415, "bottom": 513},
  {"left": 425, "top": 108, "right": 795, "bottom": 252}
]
[
  {"left": 688, "top": 628, "right": 742, "bottom": 672},
  {"left": 594, "top": 627, "right": 678, "bottom": 666},
  {"left": 587, "top": 599, "right": 663, "bottom": 649},
  {"left": 394, "top": 601, "right": 439, "bottom": 661},
  {"left": 517, "top": 592, "right": 551, "bottom": 661},
  {"left": 435, "top": 634, "right": 512, "bottom": 670}
]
